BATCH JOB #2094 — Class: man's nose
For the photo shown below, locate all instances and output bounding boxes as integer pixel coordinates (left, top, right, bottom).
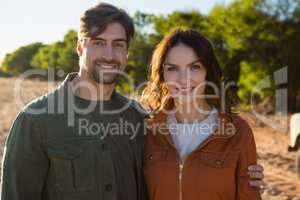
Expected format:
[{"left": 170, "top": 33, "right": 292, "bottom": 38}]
[{"left": 102, "top": 45, "right": 115, "bottom": 60}]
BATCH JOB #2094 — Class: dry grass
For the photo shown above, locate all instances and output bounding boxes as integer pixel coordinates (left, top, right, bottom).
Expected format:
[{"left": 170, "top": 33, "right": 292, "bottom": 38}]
[{"left": 0, "top": 77, "right": 59, "bottom": 154}]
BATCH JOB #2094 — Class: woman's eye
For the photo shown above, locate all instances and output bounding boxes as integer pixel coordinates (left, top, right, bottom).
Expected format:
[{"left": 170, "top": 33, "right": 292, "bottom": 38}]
[
  {"left": 190, "top": 65, "right": 202, "bottom": 70},
  {"left": 166, "top": 66, "right": 178, "bottom": 71}
]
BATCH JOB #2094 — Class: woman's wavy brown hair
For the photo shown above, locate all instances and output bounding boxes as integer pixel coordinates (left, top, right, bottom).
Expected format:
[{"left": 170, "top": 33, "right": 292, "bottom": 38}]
[{"left": 141, "top": 28, "right": 239, "bottom": 113}]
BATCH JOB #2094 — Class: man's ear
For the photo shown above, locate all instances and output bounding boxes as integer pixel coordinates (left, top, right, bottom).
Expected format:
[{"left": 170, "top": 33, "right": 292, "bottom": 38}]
[{"left": 77, "top": 41, "right": 83, "bottom": 57}]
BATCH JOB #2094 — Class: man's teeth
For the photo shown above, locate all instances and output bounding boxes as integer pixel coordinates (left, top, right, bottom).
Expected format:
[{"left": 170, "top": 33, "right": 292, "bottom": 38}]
[
  {"left": 97, "top": 64, "right": 115, "bottom": 69},
  {"left": 103, "top": 65, "right": 114, "bottom": 69}
]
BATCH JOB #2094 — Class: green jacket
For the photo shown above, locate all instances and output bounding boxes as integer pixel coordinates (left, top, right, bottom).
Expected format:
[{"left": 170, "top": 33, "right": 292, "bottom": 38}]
[{"left": 0, "top": 73, "right": 148, "bottom": 200}]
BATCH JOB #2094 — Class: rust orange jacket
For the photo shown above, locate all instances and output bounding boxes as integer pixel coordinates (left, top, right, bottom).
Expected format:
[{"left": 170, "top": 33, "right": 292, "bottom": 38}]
[{"left": 143, "top": 111, "right": 261, "bottom": 200}]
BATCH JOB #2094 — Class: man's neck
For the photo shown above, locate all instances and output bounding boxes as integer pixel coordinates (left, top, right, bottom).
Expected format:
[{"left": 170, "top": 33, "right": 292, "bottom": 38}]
[{"left": 71, "top": 72, "right": 115, "bottom": 101}]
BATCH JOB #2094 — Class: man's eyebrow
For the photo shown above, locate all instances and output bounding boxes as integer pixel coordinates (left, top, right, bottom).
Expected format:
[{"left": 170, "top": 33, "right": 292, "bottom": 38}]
[
  {"left": 90, "top": 37, "right": 105, "bottom": 41},
  {"left": 90, "top": 37, "right": 127, "bottom": 42},
  {"left": 113, "top": 38, "right": 127, "bottom": 42}
]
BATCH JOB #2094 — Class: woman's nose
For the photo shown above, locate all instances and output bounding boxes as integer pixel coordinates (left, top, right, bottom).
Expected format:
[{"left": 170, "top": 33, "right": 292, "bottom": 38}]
[{"left": 178, "top": 69, "right": 192, "bottom": 86}]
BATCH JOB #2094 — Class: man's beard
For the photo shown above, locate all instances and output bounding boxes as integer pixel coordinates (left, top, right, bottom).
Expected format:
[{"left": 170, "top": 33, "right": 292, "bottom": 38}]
[{"left": 88, "top": 59, "right": 122, "bottom": 84}]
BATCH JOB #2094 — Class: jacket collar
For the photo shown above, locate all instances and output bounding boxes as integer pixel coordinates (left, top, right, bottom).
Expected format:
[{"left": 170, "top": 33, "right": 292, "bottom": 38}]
[{"left": 146, "top": 109, "right": 237, "bottom": 142}]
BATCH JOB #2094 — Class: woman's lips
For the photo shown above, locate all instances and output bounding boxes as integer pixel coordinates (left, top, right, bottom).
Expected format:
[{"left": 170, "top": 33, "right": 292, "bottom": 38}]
[{"left": 176, "top": 86, "right": 196, "bottom": 93}]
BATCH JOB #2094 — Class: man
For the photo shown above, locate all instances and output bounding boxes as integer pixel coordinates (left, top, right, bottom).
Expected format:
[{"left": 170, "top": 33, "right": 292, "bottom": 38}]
[{"left": 0, "top": 3, "right": 263, "bottom": 200}]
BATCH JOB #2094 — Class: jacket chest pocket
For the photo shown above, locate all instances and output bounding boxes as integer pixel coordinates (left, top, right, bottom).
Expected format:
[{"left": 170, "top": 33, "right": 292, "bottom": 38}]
[
  {"left": 198, "top": 150, "right": 240, "bottom": 169},
  {"left": 143, "top": 149, "right": 169, "bottom": 190},
  {"left": 144, "top": 150, "right": 168, "bottom": 167},
  {"left": 47, "top": 140, "right": 96, "bottom": 192},
  {"left": 143, "top": 149, "right": 169, "bottom": 177}
]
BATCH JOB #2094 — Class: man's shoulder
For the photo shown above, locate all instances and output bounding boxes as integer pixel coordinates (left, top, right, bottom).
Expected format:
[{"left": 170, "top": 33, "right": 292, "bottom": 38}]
[
  {"left": 22, "top": 85, "right": 63, "bottom": 116},
  {"left": 114, "top": 92, "right": 150, "bottom": 119},
  {"left": 23, "top": 93, "right": 49, "bottom": 112}
]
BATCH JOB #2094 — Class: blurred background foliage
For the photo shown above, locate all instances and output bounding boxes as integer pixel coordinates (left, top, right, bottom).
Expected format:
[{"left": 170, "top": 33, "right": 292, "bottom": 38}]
[{"left": 1, "top": 0, "right": 299, "bottom": 112}]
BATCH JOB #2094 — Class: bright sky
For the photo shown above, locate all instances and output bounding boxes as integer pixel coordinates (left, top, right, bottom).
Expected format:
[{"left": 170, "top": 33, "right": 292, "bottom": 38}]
[{"left": 0, "top": 0, "right": 233, "bottom": 62}]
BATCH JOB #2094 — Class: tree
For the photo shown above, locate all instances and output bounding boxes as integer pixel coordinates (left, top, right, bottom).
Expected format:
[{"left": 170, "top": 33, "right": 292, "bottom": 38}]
[
  {"left": 2, "top": 43, "right": 44, "bottom": 74},
  {"left": 115, "top": 12, "right": 156, "bottom": 94},
  {"left": 151, "top": 10, "right": 207, "bottom": 37},
  {"left": 31, "top": 30, "right": 78, "bottom": 75}
]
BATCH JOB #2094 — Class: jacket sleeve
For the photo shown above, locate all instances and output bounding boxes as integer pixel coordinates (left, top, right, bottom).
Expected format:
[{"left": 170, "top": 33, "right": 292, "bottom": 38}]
[
  {"left": 0, "top": 111, "right": 49, "bottom": 200},
  {"left": 132, "top": 118, "right": 149, "bottom": 200},
  {"left": 236, "top": 120, "right": 261, "bottom": 200}
]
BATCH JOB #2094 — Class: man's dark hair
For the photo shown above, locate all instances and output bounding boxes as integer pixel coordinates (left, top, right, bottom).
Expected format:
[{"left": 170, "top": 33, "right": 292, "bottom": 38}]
[{"left": 79, "top": 3, "right": 135, "bottom": 44}]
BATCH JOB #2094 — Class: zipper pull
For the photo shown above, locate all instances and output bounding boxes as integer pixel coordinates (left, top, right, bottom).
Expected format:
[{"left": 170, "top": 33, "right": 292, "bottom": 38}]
[{"left": 179, "top": 163, "right": 184, "bottom": 179}]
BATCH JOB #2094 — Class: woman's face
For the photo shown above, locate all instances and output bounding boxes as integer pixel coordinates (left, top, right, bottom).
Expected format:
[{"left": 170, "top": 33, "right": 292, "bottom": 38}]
[{"left": 163, "top": 43, "right": 207, "bottom": 104}]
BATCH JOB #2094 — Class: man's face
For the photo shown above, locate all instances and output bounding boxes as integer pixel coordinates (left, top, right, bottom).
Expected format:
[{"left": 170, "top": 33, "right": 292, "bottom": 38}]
[{"left": 78, "top": 22, "right": 128, "bottom": 84}]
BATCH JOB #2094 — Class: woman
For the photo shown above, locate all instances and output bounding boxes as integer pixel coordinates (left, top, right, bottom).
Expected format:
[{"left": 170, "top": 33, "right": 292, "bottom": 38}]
[{"left": 141, "top": 28, "right": 262, "bottom": 200}]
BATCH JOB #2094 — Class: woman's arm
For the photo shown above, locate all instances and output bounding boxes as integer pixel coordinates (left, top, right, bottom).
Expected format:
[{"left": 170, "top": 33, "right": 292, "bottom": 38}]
[{"left": 237, "top": 121, "right": 262, "bottom": 200}]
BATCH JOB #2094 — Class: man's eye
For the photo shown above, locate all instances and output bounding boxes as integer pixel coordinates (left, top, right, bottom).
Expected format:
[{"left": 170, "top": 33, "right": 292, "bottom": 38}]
[
  {"left": 92, "top": 41, "right": 105, "bottom": 46},
  {"left": 114, "top": 42, "right": 126, "bottom": 48}
]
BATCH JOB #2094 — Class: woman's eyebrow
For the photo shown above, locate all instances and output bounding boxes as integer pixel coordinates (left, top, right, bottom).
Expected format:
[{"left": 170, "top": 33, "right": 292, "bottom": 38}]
[
  {"left": 164, "top": 59, "right": 202, "bottom": 67},
  {"left": 187, "top": 59, "right": 202, "bottom": 66},
  {"left": 163, "top": 62, "right": 178, "bottom": 67}
]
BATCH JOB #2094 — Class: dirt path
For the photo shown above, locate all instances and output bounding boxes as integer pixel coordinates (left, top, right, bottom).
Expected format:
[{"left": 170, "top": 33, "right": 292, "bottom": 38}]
[{"left": 242, "top": 113, "right": 300, "bottom": 200}]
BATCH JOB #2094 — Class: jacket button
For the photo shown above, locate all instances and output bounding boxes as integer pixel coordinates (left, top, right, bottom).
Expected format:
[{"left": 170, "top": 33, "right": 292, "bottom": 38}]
[
  {"left": 148, "top": 155, "right": 153, "bottom": 160},
  {"left": 216, "top": 160, "right": 222, "bottom": 165},
  {"left": 101, "top": 143, "right": 107, "bottom": 150},
  {"left": 55, "top": 183, "right": 63, "bottom": 190},
  {"left": 105, "top": 184, "right": 112, "bottom": 191}
]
